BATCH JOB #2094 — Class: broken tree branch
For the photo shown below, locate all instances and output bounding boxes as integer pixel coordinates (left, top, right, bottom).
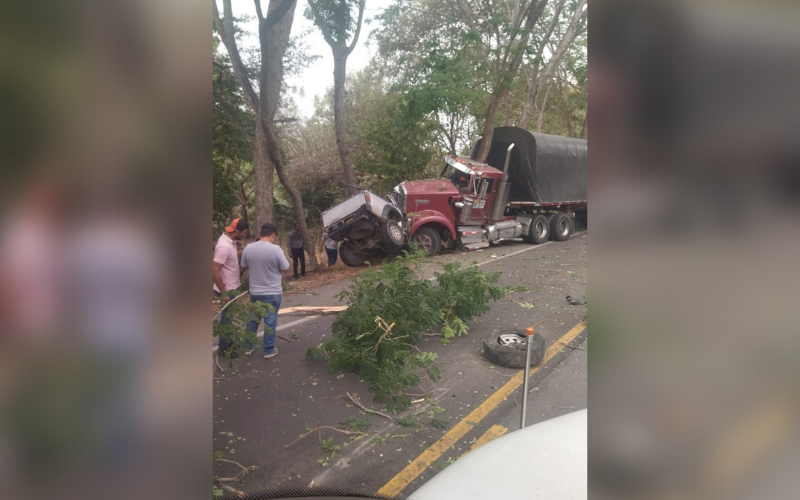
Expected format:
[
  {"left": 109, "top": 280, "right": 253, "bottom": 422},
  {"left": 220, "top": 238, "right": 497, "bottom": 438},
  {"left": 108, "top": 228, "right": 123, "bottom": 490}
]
[
  {"left": 284, "top": 425, "right": 368, "bottom": 449},
  {"left": 347, "top": 392, "right": 393, "bottom": 421},
  {"left": 214, "top": 481, "right": 246, "bottom": 497},
  {"left": 214, "top": 458, "right": 256, "bottom": 480}
]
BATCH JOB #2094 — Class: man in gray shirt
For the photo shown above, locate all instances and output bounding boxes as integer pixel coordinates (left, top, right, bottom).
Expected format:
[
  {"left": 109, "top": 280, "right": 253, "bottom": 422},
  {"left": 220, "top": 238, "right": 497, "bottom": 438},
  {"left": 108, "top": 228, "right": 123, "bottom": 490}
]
[{"left": 240, "top": 223, "right": 290, "bottom": 358}]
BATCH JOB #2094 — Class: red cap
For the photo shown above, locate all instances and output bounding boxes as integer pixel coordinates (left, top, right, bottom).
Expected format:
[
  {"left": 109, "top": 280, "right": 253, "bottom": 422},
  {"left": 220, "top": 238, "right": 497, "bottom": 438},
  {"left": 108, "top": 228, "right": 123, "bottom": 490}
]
[
  {"left": 225, "top": 218, "right": 248, "bottom": 233},
  {"left": 526, "top": 327, "right": 534, "bottom": 336}
]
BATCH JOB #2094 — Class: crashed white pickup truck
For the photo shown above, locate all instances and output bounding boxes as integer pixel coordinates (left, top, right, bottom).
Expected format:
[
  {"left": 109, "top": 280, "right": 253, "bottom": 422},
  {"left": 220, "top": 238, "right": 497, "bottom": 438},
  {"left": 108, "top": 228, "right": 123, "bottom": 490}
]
[{"left": 320, "top": 190, "right": 405, "bottom": 267}]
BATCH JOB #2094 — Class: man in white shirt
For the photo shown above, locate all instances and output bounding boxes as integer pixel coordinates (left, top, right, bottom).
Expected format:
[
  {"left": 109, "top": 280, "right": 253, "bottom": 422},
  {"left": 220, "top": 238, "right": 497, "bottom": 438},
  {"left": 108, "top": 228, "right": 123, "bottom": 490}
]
[
  {"left": 213, "top": 218, "right": 248, "bottom": 356},
  {"left": 240, "top": 223, "right": 290, "bottom": 358}
]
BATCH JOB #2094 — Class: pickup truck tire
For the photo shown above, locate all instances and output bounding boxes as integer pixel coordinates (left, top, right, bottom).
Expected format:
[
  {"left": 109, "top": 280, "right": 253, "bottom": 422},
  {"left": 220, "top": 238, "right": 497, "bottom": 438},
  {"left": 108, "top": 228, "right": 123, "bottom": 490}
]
[
  {"left": 522, "top": 214, "right": 550, "bottom": 244},
  {"left": 483, "top": 330, "right": 546, "bottom": 369},
  {"left": 346, "top": 219, "right": 375, "bottom": 241},
  {"left": 410, "top": 226, "right": 442, "bottom": 256},
  {"left": 339, "top": 241, "right": 366, "bottom": 267},
  {"left": 380, "top": 220, "right": 404, "bottom": 251},
  {"left": 549, "top": 213, "right": 573, "bottom": 241}
]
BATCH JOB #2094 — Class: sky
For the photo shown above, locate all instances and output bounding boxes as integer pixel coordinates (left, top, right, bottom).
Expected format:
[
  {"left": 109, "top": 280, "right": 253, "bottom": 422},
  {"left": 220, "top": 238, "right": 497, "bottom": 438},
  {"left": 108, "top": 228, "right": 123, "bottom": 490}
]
[{"left": 228, "top": 0, "right": 393, "bottom": 119}]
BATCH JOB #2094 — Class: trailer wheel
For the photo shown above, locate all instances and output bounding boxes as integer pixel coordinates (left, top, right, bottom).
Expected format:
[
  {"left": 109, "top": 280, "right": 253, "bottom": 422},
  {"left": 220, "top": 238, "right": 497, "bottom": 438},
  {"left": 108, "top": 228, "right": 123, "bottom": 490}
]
[
  {"left": 410, "top": 226, "right": 442, "bottom": 256},
  {"left": 549, "top": 213, "right": 573, "bottom": 241},
  {"left": 483, "top": 330, "right": 546, "bottom": 369},
  {"left": 339, "top": 241, "right": 366, "bottom": 267},
  {"left": 522, "top": 214, "right": 550, "bottom": 244},
  {"left": 380, "top": 220, "right": 404, "bottom": 252}
]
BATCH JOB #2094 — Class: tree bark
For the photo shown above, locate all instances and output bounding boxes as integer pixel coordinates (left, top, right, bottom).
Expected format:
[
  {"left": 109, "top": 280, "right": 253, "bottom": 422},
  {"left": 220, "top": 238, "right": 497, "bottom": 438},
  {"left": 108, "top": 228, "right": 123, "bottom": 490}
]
[
  {"left": 535, "top": 85, "right": 550, "bottom": 133},
  {"left": 475, "top": 85, "right": 509, "bottom": 163},
  {"left": 520, "top": 64, "right": 540, "bottom": 129},
  {"left": 333, "top": 51, "right": 358, "bottom": 195},
  {"left": 252, "top": 122, "right": 274, "bottom": 228},
  {"left": 503, "top": 90, "right": 514, "bottom": 126}
]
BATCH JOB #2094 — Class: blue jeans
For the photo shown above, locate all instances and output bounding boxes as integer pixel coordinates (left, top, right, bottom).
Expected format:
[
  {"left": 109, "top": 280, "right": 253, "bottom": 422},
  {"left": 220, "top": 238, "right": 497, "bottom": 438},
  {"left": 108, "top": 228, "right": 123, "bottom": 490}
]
[
  {"left": 326, "top": 248, "right": 338, "bottom": 267},
  {"left": 216, "top": 290, "right": 236, "bottom": 353},
  {"left": 246, "top": 294, "right": 281, "bottom": 354}
]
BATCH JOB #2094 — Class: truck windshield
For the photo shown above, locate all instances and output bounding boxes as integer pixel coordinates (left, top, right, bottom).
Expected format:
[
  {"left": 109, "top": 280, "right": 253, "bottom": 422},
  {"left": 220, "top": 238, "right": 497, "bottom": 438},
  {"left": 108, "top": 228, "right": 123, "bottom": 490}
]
[{"left": 441, "top": 163, "right": 473, "bottom": 192}]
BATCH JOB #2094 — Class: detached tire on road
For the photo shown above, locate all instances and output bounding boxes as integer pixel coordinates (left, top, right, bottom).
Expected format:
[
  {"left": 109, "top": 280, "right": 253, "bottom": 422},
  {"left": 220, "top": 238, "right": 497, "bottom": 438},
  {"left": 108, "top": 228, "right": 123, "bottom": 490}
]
[
  {"left": 549, "top": 213, "right": 573, "bottom": 241},
  {"left": 522, "top": 214, "right": 550, "bottom": 244},
  {"left": 339, "top": 241, "right": 366, "bottom": 267},
  {"left": 380, "top": 220, "right": 404, "bottom": 252},
  {"left": 483, "top": 330, "right": 546, "bottom": 369}
]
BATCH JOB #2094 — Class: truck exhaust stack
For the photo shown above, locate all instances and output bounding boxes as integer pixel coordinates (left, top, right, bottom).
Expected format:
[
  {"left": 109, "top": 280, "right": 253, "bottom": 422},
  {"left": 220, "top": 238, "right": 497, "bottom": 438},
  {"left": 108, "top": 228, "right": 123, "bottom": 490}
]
[{"left": 489, "top": 143, "right": 515, "bottom": 223}]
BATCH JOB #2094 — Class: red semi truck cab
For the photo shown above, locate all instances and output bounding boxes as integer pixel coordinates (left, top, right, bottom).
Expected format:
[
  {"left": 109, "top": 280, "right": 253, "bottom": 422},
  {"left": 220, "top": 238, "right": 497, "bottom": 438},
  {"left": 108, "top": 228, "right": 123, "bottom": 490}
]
[
  {"left": 394, "top": 156, "right": 507, "bottom": 253},
  {"left": 393, "top": 127, "right": 587, "bottom": 255}
]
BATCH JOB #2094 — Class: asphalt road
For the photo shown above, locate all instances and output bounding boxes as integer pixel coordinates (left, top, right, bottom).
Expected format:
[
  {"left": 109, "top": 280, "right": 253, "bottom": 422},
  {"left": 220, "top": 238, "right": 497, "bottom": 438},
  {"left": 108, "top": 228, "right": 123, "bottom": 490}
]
[{"left": 213, "top": 231, "right": 588, "bottom": 498}]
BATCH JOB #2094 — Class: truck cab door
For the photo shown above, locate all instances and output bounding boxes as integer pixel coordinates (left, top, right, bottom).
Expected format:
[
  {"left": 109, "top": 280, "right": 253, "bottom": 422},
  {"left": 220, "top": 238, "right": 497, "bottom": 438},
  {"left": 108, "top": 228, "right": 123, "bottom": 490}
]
[{"left": 464, "top": 177, "right": 493, "bottom": 224}]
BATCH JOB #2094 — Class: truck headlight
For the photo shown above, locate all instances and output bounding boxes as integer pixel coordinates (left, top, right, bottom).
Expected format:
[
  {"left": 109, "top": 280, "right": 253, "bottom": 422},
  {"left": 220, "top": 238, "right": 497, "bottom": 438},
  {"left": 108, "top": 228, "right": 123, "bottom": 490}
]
[{"left": 454, "top": 202, "right": 465, "bottom": 209}]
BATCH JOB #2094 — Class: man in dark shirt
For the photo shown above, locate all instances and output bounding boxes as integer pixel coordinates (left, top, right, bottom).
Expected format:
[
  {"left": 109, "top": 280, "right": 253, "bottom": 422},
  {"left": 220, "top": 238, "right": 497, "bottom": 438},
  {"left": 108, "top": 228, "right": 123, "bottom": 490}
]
[{"left": 287, "top": 223, "right": 305, "bottom": 279}]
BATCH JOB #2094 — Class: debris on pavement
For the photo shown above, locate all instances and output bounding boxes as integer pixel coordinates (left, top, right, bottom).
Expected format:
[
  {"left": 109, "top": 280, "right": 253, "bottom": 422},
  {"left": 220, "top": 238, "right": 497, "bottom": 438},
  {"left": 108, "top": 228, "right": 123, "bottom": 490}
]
[{"left": 565, "top": 295, "right": 587, "bottom": 305}]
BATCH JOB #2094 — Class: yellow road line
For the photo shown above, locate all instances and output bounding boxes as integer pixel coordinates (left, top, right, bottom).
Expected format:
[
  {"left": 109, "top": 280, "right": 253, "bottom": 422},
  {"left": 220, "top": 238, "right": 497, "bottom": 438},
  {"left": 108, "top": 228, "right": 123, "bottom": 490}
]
[
  {"left": 460, "top": 424, "right": 508, "bottom": 457},
  {"left": 376, "top": 321, "right": 587, "bottom": 497}
]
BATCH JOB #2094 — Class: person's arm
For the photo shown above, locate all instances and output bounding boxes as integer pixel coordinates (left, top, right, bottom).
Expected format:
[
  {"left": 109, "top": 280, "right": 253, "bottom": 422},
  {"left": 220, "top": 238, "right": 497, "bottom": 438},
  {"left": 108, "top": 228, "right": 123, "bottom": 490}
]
[
  {"left": 213, "top": 245, "right": 231, "bottom": 300},
  {"left": 213, "top": 261, "right": 228, "bottom": 299}
]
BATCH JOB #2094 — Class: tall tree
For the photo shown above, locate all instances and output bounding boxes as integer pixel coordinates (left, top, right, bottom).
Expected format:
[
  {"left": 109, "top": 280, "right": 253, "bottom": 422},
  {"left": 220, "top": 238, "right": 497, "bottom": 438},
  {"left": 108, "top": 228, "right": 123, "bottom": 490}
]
[
  {"left": 305, "top": 0, "right": 366, "bottom": 196},
  {"left": 375, "top": 0, "right": 586, "bottom": 162},
  {"left": 213, "top": 0, "right": 322, "bottom": 270}
]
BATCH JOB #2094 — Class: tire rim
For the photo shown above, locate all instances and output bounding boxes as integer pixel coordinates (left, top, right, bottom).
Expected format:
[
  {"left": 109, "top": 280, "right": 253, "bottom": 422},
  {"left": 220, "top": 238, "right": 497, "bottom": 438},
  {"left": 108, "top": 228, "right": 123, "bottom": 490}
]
[
  {"left": 498, "top": 333, "right": 527, "bottom": 346},
  {"left": 535, "top": 221, "right": 547, "bottom": 238},
  {"left": 414, "top": 234, "right": 432, "bottom": 250},
  {"left": 558, "top": 219, "right": 569, "bottom": 236},
  {"left": 389, "top": 224, "right": 403, "bottom": 243}
]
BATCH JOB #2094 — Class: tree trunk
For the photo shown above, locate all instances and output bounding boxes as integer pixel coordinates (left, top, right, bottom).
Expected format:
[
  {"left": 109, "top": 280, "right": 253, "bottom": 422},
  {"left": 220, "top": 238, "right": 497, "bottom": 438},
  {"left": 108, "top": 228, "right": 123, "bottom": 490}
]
[
  {"left": 520, "top": 64, "right": 540, "bottom": 130},
  {"left": 262, "top": 119, "right": 322, "bottom": 271},
  {"left": 535, "top": 85, "right": 550, "bottom": 133},
  {"left": 503, "top": 90, "right": 514, "bottom": 126},
  {"left": 475, "top": 85, "right": 508, "bottom": 163},
  {"left": 213, "top": 0, "right": 298, "bottom": 234},
  {"left": 474, "top": 0, "right": 547, "bottom": 163},
  {"left": 333, "top": 51, "right": 358, "bottom": 195},
  {"left": 238, "top": 181, "right": 250, "bottom": 223},
  {"left": 252, "top": 122, "right": 274, "bottom": 230}
]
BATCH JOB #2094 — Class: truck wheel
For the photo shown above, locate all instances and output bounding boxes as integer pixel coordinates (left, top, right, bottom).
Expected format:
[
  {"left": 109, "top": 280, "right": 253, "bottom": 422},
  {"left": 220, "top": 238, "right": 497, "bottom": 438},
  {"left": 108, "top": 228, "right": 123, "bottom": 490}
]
[
  {"left": 522, "top": 214, "right": 550, "bottom": 244},
  {"left": 339, "top": 241, "right": 366, "bottom": 267},
  {"left": 410, "top": 226, "right": 442, "bottom": 256},
  {"left": 380, "top": 220, "right": 404, "bottom": 251},
  {"left": 483, "top": 330, "right": 546, "bottom": 369},
  {"left": 347, "top": 219, "right": 374, "bottom": 240},
  {"left": 549, "top": 213, "right": 573, "bottom": 241}
]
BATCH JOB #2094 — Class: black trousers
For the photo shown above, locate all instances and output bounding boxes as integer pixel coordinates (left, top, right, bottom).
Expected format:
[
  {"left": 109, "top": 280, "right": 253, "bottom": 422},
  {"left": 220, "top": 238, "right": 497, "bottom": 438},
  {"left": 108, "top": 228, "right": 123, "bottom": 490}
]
[{"left": 291, "top": 248, "right": 305, "bottom": 277}]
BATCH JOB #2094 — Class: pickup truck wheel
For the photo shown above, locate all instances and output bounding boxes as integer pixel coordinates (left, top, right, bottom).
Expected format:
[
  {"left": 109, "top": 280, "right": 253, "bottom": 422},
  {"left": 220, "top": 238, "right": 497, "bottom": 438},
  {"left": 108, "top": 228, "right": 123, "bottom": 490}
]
[
  {"left": 411, "top": 227, "right": 442, "bottom": 256},
  {"left": 522, "top": 214, "right": 550, "bottom": 244},
  {"left": 380, "top": 220, "right": 404, "bottom": 250},
  {"left": 339, "top": 241, "right": 366, "bottom": 267},
  {"left": 483, "top": 330, "right": 546, "bottom": 369},
  {"left": 549, "top": 213, "right": 573, "bottom": 241}
]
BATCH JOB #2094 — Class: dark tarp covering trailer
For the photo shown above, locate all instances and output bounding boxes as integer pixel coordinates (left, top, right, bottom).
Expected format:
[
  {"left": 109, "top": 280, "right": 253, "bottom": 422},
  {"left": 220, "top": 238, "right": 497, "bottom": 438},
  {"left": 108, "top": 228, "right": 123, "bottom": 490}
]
[{"left": 472, "top": 127, "right": 587, "bottom": 204}]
